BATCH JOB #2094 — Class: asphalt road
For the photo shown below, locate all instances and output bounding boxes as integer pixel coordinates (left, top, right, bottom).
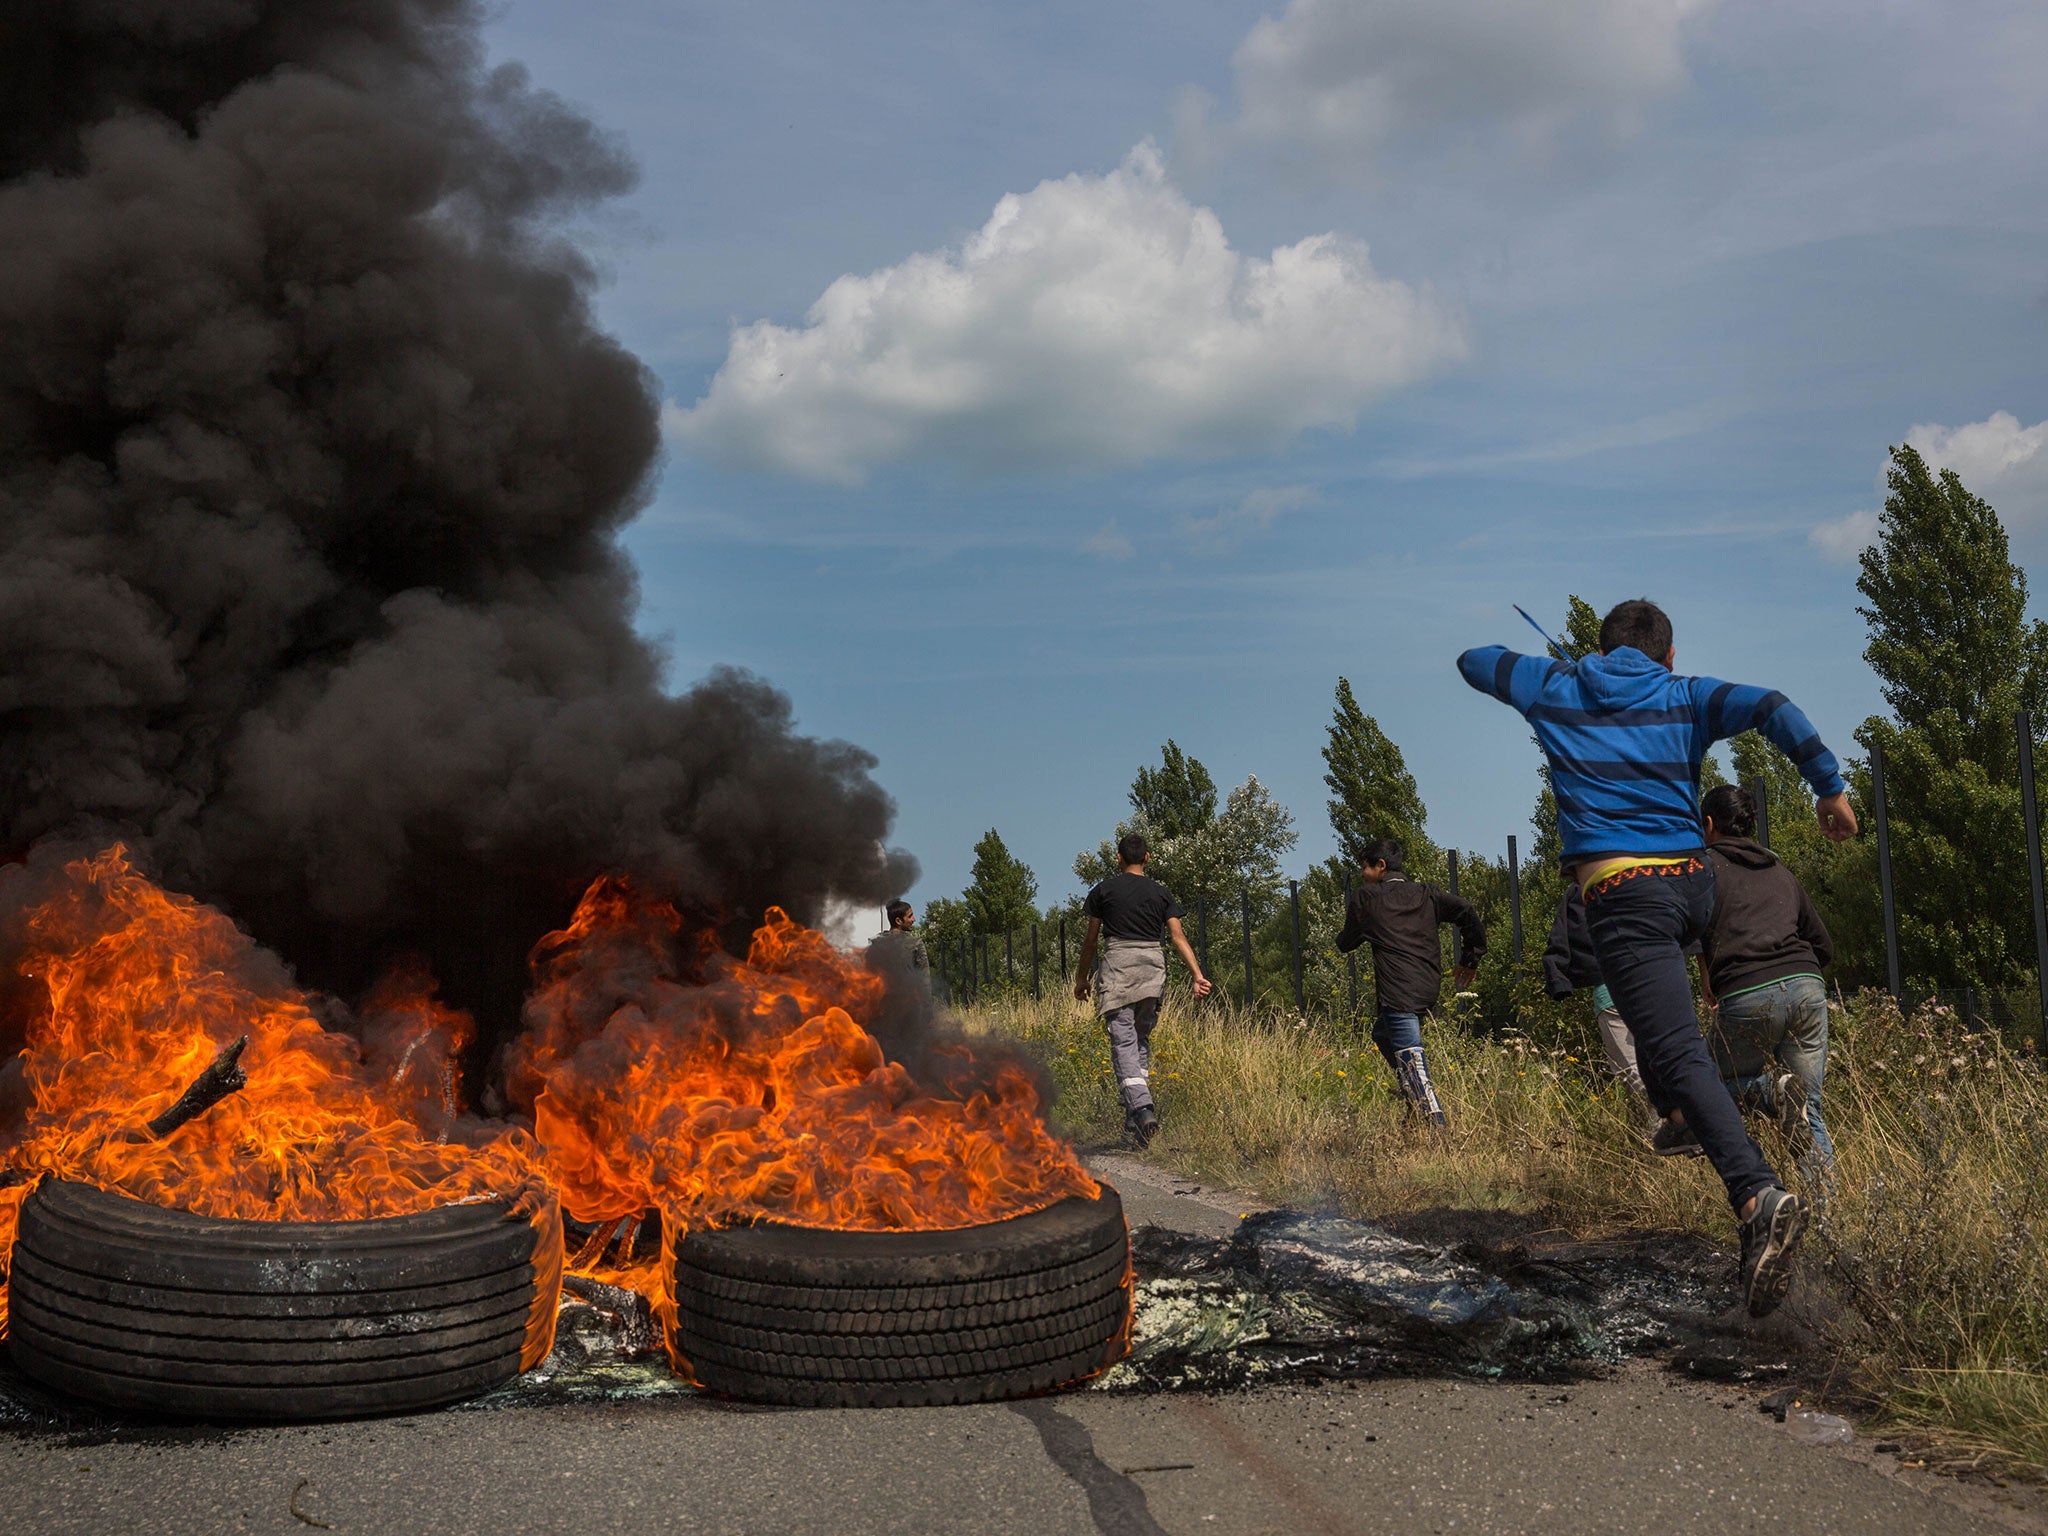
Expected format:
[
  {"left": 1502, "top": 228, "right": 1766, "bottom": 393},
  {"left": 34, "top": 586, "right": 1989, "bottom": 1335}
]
[{"left": 1, "top": 1157, "right": 2038, "bottom": 1536}]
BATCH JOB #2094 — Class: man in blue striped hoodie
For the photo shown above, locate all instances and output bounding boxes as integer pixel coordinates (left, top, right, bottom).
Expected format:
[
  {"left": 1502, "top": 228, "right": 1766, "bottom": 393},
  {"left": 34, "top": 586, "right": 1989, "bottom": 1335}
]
[{"left": 1459, "top": 599, "right": 1858, "bottom": 1317}]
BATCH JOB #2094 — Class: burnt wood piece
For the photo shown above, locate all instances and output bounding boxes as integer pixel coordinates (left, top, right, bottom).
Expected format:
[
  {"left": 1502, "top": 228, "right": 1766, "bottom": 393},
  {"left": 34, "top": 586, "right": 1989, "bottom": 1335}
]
[
  {"left": 671, "top": 1186, "right": 1132, "bottom": 1408},
  {"left": 144, "top": 1035, "right": 249, "bottom": 1139}
]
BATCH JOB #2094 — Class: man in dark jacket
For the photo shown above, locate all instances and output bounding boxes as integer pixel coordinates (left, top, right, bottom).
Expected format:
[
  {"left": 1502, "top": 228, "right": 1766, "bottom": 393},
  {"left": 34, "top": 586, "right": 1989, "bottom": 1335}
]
[
  {"left": 1698, "top": 785, "right": 1836, "bottom": 1175},
  {"left": 1336, "top": 838, "right": 1485, "bottom": 1128}
]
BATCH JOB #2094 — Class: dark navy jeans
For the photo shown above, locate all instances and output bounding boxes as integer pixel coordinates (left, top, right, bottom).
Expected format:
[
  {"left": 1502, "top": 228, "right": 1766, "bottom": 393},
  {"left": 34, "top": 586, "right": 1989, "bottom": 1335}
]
[
  {"left": 1370, "top": 1009, "right": 1425, "bottom": 1071},
  {"left": 1582, "top": 861, "right": 1780, "bottom": 1212}
]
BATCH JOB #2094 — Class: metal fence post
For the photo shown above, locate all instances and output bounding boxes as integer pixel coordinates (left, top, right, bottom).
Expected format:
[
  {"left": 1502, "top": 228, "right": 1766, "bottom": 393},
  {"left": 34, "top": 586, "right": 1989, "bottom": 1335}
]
[
  {"left": 1288, "top": 879, "right": 1305, "bottom": 1013},
  {"left": 1060, "top": 916, "right": 1068, "bottom": 979},
  {"left": 1344, "top": 870, "right": 1357, "bottom": 1019},
  {"left": 1745, "top": 777, "right": 1771, "bottom": 848},
  {"left": 2016, "top": 709, "right": 2048, "bottom": 1052},
  {"left": 1031, "top": 923, "right": 1041, "bottom": 1001},
  {"left": 1447, "top": 849, "right": 1462, "bottom": 967},
  {"left": 1870, "top": 738, "right": 1903, "bottom": 1000},
  {"left": 1005, "top": 929, "right": 1013, "bottom": 987},
  {"left": 1242, "top": 891, "right": 1255, "bottom": 1008},
  {"left": 1507, "top": 835, "right": 1523, "bottom": 963}
]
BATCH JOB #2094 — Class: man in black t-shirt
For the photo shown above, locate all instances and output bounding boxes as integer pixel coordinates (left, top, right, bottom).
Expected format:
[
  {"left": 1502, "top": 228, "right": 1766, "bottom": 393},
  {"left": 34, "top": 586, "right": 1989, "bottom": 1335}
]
[{"left": 1072, "top": 833, "right": 1212, "bottom": 1147}]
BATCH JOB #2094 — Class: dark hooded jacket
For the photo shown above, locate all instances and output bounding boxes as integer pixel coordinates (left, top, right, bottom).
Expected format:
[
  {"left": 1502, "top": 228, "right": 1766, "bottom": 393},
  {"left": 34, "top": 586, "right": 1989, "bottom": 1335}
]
[
  {"left": 1336, "top": 875, "right": 1486, "bottom": 1015},
  {"left": 1702, "top": 838, "right": 1833, "bottom": 998},
  {"left": 1541, "top": 885, "right": 1602, "bottom": 999}
]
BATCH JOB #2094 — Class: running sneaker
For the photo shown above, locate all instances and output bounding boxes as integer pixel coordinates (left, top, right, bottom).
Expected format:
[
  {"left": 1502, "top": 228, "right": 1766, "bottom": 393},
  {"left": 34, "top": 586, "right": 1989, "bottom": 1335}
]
[
  {"left": 1128, "top": 1105, "right": 1159, "bottom": 1148},
  {"left": 1739, "top": 1185, "right": 1808, "bottom": 1318},
  {"left": 1650, "top": 1116, "right": 1702, "bottom": 1157},
  {"left": 1773, "top": 1072, "right": 1814, "bottom": 1158}
]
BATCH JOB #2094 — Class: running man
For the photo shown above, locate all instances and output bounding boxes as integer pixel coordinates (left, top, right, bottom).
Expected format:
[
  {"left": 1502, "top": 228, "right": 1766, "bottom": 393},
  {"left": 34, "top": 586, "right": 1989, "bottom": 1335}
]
[
  {"left": 1459, "top": 598, "right": 1857, "bottom": 1316},
  {"left": 1335, "top": 839, "right": 1485, "bottom": 1128},
  {"left": 1698, "top": 784, "right": 1837, "bottom": 1181},
  {"left": 1072, "top": 833, "right": 1213, "bottom": 1146}
]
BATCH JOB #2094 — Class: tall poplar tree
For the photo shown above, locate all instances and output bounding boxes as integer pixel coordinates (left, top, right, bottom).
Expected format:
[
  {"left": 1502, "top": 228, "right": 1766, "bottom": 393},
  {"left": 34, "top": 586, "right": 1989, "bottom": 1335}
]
[
  {"left": 1323, "top": 677, "right": 1438, "bottom": 878},
  {"left": 1852, "top": 444, "right": 2048, "bottom": 988},
  {"left": 964, "top": 829, "right": 1040, "bottom": 935}
]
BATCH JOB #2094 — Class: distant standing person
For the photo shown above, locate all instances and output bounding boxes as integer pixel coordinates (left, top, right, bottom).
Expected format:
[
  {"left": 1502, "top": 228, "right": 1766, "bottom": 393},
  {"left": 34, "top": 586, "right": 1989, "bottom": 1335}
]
[
  {"left": 1459, "top": 597, "right": 1857, "bottom": 1316},
  {"left": 866, "top": 899, "right": 930, "bottom": 992},
  {"left": 1335, "top": 839, "right": 1485, "bottom": 1129},
  {"left": 1072, "top": 834, "right": 1213, "bottom": 1147},
  {"left": 1695, "top": 784, "right": 1837, "bottom": 1178}
]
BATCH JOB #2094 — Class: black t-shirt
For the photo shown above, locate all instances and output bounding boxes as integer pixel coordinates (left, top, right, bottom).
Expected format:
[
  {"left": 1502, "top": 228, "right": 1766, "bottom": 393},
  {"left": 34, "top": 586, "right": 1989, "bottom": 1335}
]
[{"left": 1083, "top": 872, "right": 1184, "bottom": 942}]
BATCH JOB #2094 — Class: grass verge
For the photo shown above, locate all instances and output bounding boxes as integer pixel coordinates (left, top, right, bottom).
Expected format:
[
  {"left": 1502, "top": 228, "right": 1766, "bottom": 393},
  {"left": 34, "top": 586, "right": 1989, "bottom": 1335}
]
[{"left": 965, "top": 986, "right": 2048, "bottom": 1475}]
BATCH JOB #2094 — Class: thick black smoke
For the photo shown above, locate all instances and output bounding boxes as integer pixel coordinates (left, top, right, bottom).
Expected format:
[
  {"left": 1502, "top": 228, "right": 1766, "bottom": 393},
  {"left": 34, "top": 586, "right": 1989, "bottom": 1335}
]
[{"left": 0, "top": 2, "right": 915, "bottom": 1051}]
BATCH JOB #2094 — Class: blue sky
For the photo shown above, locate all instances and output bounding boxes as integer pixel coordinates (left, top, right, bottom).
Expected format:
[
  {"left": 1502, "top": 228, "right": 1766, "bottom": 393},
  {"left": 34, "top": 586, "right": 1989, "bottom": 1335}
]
[{"left": 486, "top": 0, "right": 2048, "bottom": 910}]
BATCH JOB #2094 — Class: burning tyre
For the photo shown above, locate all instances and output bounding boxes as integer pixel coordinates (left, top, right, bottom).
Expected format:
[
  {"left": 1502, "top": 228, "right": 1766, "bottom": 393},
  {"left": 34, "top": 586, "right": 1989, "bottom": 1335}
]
[
  {"left": 7, "top": 1178, "right": 563, "bottom": 1420},
  {"left": 672, "top": 1186, "right": 1130, "bottom": 1408}
]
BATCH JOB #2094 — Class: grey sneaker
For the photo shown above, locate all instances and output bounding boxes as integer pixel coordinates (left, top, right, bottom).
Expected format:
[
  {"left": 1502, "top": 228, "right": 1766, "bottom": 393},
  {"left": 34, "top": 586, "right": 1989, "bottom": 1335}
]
[
  {"left": 1739, "top": 1186, "right": 1808, "bottom": 1318},
  {"left": 1773, "top": 1072, "right": 1813, "bottom": 1158},
  {"left": 1650, "top": 1116, "right": 1702, "bottom": 1157}
]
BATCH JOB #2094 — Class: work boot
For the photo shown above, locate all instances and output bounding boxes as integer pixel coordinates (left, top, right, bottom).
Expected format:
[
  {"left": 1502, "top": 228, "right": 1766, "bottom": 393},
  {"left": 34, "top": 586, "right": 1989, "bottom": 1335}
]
[
  {"left": 1394, "top": 1047, "right": 1449, "bottom": 1130},
  {"left": 1126, "top": 1104, "right": 1159, "bottom": 1149},
  {"left": 1649, "top": 1115, "right": 1702, "bottom": 1157},
  {"left": 1738, "top": 1185, "right": 1808, "bottom": 1318},
  {"left": 1772, "top": 1072, "right": 1813, "bottom": 1158}
]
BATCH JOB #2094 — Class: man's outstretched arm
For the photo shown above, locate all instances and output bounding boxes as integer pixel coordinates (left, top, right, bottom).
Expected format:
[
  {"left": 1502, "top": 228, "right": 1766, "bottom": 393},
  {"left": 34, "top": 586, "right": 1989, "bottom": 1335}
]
[
  {"left": 1457, "top": 646, "right": 1569, "bottom": 714},
  {"left": 1692, "top": 677, "right": 1858, "bottom": 841}
]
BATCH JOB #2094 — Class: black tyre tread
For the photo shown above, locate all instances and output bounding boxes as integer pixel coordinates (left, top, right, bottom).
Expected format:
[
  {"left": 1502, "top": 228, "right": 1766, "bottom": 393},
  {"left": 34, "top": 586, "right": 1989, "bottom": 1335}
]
[
  {"left": 675, "top": 1189, "right": 1123, "bottom": 1289},
  {"left": 675, "top": 1234, "right": 1126, "bottom": 1315},
  {"left": 689, "top": 1342, "right": 1119, "bottom": 1409},
  {"left": 19, "top": 1183, "right": 536, "bottom": 1295},
  {"left": 6, "top": 1337, "right": 521, "bottom": 1420},
  {"left": 7, "top": 1178, "right": 554, "bottom": 1420},
  {"left": 677, "top": 1261, "right": 1125, "bottom": 1337},
  {"left": 14, "top": 1320, "right": 523, "bottom": 1389},
  {"left": 6, "top": 1244, "right": 535, "bottom": 1320},
  {"left": 675, "top": 1305, "right": 1120, "bottom": 1383},
  {"left": 679, "top": 1290, "right": 1127, "bottom": 1362},
  {"left": 10, "top": 1285, "right": 531, "bottom": 1365}
]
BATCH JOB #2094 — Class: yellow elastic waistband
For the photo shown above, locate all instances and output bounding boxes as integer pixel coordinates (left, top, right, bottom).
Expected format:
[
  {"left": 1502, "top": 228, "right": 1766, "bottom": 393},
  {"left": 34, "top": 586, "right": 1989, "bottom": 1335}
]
[{"left": 1578, "top": 855, "right": 1704, "bottom": 899}]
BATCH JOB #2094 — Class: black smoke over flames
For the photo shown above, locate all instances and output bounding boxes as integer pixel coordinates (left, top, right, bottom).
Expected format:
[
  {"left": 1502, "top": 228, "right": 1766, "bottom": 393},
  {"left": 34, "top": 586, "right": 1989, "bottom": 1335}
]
[{"left": 0, "top": 2, "right": 915, "bottom": 1064}]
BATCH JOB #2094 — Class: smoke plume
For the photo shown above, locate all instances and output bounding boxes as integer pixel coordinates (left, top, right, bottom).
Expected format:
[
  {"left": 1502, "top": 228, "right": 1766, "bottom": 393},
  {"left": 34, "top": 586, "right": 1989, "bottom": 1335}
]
[{"left": 0, "top": 2, "right": 915, "bottom": 1048}]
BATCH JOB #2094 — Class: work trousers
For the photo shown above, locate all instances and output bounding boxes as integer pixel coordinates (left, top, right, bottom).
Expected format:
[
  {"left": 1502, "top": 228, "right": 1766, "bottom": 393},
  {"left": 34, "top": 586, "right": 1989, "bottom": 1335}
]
[
  {"left": 1582, "top": 861, "right": 1779, "bottom": 1213},
  {"left": 1105, "top": 996, "right": 1161, "bottom": 1111}
]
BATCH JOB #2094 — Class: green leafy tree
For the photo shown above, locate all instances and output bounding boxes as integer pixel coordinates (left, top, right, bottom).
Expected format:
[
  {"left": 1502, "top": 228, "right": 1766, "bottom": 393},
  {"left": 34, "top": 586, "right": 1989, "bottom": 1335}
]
[
  {"left": 963, "top": 829, "right": 1039, "bottom": 936},
  {"left": 1130, "top": 740, "right": 1217, "bottom": 840},
  {"left": 1323, "top": 677, "right": 1440, "bottom": 880},
  {"left": 1851, "top": 444, "right": 2048, "bottom": 989}
]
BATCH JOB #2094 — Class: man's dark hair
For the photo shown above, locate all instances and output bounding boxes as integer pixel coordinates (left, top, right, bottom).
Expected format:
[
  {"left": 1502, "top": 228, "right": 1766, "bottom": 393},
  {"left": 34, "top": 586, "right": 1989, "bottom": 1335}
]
[
  {"left": 1598, "top": 598, "right": 1673, "bottom": 661},
  {"left": 1116, "top": 832, "right": 1148, "bottom": 866},
  {"left": 1358, "top": 838, "right": 1405, "bottom": 872},
  {"left": 1702, "top": 784, "right": 1757, "bottom": 839},
  {"left": 885, "top": 898, "right": 913, "bottom": 927}
]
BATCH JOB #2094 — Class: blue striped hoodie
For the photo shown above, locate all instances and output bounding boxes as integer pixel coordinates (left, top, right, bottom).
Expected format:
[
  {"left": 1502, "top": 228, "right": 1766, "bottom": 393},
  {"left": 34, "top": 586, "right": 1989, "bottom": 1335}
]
[{"left": 1457, "top": 645, "right": 1846, "bottom": 862}]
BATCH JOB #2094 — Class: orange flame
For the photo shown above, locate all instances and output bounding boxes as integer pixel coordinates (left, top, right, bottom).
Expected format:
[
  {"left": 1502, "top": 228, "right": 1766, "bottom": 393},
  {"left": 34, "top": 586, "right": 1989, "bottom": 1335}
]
[
  {"left": 506, "top": 877, "right": 1097, "bottom": 1314},
  {"left": 0, "top": 847, "right": 547, "bottom": 1332}
]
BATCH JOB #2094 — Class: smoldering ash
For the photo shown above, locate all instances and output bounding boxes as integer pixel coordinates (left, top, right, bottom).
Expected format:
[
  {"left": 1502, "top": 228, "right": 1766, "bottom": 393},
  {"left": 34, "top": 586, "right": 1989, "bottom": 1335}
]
[{"left": 0, "top": 1, "right": 914, "bottom": 1041}]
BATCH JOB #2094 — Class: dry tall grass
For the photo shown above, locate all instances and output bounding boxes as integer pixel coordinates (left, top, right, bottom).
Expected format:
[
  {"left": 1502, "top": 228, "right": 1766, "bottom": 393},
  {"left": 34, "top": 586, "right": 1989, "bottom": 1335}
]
[{"left": 967, "top": 986, "right": 2048, "bottom": 1472}]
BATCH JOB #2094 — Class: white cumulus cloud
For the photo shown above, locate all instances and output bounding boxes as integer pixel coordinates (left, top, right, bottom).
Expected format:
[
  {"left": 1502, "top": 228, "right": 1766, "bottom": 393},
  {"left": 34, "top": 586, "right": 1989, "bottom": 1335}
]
[
  {"left": 671, "top": 143, "right": 1464, "bottom": 482},
  {"left": 1218, "top": 0, "right": 1715, "bottom": 163},
  {"left": 1179, "top": 484, "right": 1321, "bottom": 551},
  {"left": 1906, "top": 410, "right": 2048, "bottom": 522},
  {"left": 1808, "top": 509, "right": 1879, "bottom": 564}
]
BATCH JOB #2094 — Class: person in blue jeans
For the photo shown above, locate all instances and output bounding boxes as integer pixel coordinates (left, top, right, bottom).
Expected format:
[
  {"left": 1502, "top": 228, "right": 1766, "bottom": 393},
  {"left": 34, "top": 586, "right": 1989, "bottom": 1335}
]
[
  {"left": 1459, "top": 598, "right": 1859, "bottom": 1317},
  {"left": 1697, "top": 784, "right": 1837, "bottom": 1180}
]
